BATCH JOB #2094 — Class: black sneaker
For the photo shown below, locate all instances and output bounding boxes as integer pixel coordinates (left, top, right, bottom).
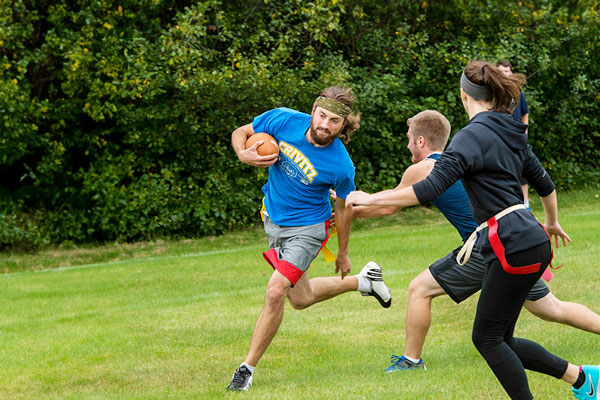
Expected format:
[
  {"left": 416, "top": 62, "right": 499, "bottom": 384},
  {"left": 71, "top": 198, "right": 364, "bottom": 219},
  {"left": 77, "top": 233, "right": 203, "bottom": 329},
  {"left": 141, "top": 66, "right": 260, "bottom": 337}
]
[
  {"left": 226, "top": 365, "right": 253, "bottom": 391},
  {"left": 360, "top": 261, "right": 392, "bottom": 308}
]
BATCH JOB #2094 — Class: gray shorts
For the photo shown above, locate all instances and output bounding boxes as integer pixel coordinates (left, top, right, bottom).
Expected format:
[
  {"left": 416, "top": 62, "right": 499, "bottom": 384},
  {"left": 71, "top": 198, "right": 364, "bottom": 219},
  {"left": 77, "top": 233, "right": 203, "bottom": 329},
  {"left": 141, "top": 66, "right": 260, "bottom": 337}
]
[
  {"left": 429, "top": 246, "right": 550, "bottom": 303},
  {"left": 262, "top": 216, "right": 329, "bottom": 286}
]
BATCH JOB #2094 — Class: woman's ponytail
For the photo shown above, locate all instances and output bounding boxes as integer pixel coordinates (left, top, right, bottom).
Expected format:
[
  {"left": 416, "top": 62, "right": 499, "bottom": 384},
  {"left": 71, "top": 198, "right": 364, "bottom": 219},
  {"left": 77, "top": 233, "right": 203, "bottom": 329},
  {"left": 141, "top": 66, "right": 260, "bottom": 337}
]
[{"left": 465, "top": 61, "right": 526, "bottom": 114}]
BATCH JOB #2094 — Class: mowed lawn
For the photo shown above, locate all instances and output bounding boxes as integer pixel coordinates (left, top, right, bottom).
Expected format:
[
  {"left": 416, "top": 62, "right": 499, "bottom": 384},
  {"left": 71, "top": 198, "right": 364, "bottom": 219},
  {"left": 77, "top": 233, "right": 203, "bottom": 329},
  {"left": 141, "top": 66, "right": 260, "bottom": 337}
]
[{"left": 0, "top": 190, "right": 599, "bottom": 399}]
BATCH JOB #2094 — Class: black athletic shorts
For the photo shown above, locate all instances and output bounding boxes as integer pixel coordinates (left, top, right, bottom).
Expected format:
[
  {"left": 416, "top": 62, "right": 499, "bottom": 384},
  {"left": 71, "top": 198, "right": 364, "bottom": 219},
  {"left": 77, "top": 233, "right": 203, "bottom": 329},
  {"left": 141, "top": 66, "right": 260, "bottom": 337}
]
[{"left": 429, "top": 246, "right": 550, "bottom": 303}]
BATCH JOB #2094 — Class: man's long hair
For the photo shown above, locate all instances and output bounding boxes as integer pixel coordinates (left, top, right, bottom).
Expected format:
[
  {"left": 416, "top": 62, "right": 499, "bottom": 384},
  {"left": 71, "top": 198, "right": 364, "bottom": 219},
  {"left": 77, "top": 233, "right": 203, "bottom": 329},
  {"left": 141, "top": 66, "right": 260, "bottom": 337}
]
[{"left": 313, "top": 86, "right": 361, "bottom": 144}]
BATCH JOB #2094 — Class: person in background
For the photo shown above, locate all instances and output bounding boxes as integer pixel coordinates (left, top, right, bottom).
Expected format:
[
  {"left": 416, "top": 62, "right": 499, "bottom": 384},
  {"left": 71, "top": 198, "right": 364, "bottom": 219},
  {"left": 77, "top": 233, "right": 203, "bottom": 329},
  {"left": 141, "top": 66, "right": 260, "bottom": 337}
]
[{"left": 497, "top": 60, "right": 531, "bottom": 210}]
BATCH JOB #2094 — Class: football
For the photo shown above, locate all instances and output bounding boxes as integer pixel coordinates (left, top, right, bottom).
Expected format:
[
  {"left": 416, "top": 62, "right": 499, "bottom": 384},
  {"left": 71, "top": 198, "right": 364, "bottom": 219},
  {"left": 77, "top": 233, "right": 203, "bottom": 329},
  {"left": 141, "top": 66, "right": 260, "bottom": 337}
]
[{"left": 246, "top": 132, "right": 279, "bottom": 156}]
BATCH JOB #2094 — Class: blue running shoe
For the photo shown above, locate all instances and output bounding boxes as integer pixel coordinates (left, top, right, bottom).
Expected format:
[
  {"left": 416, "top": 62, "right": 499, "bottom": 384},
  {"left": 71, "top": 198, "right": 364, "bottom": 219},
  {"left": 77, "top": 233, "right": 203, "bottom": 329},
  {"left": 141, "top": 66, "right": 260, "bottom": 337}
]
[
  {"left": 384, "top": 354, "right": 426, "bottom": 373},
  {"left": 573, "top": 365, "right": 599, "bottom": 400}
]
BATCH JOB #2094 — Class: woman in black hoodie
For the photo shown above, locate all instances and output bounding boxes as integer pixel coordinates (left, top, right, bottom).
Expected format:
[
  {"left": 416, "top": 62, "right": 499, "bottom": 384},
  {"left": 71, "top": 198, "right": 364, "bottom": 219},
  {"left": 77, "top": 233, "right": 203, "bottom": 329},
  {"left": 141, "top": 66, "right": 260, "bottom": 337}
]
[{"left": 346, "top": 61, "right": 598, "bottom": 400}]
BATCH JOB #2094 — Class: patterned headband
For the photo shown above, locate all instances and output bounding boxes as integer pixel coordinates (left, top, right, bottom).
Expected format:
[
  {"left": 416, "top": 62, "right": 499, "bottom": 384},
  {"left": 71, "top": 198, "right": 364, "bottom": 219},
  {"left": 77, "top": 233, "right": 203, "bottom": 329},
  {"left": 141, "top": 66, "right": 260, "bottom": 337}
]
[{"left": 314, "top": 96, "right": 351, "bottom": 118}]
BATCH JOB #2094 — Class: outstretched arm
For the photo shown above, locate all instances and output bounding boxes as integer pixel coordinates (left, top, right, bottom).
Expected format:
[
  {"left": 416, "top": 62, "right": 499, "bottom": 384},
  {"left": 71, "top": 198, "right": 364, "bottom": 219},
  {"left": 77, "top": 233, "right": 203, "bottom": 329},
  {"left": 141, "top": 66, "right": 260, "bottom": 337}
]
[
  {"left": 351, "top": 188, "right": 401, "bottom": 218},
  {"left": 346, "top": 185, "right": 420, "bottom": 209},
  {"left": 352, "top": 162, "right": 433, "bottom": 218},
  {"left": 231, "top": 123, "right": 278, "bottom": 168},
  {"left": 540, "top": 189, "right": 571, "bottom": 248}
]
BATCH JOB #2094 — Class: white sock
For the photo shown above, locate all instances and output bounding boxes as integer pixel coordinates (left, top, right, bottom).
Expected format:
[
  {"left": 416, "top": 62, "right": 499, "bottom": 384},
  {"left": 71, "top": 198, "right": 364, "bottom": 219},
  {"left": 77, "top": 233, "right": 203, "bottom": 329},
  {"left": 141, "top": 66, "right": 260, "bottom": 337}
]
[
  {"left": 356, "top": 273, "right": 371, "bottom": 292},
  {"left": 524, "top": 199, "right": 530, "bottom": 208},
  {"left": 240, "top": 362, "right": 255, "bottom": 374},
  {"left": 403, "top": 355, "right": 421, "bottom": 363}
]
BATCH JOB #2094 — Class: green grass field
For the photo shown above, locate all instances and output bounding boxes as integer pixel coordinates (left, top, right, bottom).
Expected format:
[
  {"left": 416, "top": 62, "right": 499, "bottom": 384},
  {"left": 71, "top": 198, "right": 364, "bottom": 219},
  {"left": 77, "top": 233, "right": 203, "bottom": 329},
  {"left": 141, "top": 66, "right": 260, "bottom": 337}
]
[{"left": 1, "top": 190, "right": 599, "bottom": 399}]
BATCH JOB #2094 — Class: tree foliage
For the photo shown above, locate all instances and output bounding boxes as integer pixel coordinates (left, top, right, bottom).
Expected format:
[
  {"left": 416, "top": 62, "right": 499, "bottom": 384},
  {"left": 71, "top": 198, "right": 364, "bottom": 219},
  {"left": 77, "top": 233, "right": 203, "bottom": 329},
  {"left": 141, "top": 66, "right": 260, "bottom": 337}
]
[{"left": 1, "top": 0, "right": 599, "bottom": 249}]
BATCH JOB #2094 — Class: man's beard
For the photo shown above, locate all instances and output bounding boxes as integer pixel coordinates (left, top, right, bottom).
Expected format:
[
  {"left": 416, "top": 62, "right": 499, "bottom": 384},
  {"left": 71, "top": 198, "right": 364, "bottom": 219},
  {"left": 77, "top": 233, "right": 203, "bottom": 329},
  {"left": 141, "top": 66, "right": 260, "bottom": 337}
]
[{"left": 309, "top": 125, "right": 339, "bottom": 146}]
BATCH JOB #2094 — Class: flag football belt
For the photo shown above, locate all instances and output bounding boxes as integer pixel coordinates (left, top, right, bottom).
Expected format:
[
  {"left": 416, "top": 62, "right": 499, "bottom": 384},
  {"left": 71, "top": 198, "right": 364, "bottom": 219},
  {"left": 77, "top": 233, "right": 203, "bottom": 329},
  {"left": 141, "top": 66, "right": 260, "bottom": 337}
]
[
  {"left": 261, "top": 198, "right": 338, "bottom": 263},
  {"left": 457, "top": 204, "right": 553, "bottom": 275}
]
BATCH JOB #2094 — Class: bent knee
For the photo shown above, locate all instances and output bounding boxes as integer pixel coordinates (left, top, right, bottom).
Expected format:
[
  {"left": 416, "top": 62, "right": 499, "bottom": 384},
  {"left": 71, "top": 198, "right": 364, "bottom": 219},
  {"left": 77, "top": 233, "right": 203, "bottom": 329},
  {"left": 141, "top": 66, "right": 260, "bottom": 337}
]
[
  {"left": 525, "top": 298, "right": 565, "bottom": 323},
  {"left": 471, "top": 329, "right": 488, "bottom": 351},
  {"left": 532, "top": 307, "right": 563, "bottom": 323},
  {"left": 408, "top": 277, "right": 423, "bottom": 296},
  {"left": 471, "top": 324, "right": 495, "bottom": 351},
  {"left": 289, "top": 298, "right": 310, "bottom": 310},
  {"left": 472, "top": 327, "right": 508, "bottom": 354},
  {"left": 265, "top": 285, "right": 287, "bottom": 308},
  {"left": 408, "top": 275, "right": 437, "bottom": 300}
]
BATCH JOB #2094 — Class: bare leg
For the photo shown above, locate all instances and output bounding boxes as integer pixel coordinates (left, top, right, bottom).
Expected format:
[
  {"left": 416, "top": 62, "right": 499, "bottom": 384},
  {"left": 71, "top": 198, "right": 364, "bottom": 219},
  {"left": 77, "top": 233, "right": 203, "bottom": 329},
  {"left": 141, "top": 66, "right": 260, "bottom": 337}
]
[
  {"left": 522, "top": 184, "right": 529, "bottom": 204},
  {"left": 244, "top": 270, "right": 292, "bottom": 366},
  {"left": 524, "top": 292, "right": 600, "bottom": 334},
  {"left": 404, "top": 269, "right": 447, "bottom": 359},
  {"left": 287, "top": 273, "right": 358, "bottom": 310},
  {"left": 561, "top": 363, "right": 581, "bottom": 385}
]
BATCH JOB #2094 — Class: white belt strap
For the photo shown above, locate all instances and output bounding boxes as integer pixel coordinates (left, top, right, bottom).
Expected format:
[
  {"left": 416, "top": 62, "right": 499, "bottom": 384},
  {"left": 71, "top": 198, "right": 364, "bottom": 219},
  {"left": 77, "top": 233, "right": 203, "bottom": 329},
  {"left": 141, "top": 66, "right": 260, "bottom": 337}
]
[{"left": 457, "top": 204, "right": 527, "bottom": 266}]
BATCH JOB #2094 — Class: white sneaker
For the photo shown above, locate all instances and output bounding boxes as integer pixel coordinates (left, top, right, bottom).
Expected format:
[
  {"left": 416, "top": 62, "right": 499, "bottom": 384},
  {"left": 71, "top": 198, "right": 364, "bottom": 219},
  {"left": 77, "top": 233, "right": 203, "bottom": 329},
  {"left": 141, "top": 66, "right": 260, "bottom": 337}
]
[{"left": 360, "top": 261, "right": 392, "bottom": 308}]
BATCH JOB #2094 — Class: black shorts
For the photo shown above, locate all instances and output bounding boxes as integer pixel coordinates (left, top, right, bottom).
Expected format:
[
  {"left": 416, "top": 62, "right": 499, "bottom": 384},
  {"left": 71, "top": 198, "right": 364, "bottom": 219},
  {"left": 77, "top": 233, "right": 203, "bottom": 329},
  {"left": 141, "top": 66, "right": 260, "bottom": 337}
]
[{"left": 429, "top": 246, "right": 550, "bottom": 303}]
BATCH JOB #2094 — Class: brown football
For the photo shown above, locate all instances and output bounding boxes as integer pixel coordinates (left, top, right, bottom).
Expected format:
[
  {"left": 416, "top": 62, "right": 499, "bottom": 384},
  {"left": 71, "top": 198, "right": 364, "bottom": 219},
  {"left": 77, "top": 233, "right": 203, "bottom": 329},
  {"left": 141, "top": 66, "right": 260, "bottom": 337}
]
[{"left": 245, "top": 132, "right": 279, "bottom": 156}]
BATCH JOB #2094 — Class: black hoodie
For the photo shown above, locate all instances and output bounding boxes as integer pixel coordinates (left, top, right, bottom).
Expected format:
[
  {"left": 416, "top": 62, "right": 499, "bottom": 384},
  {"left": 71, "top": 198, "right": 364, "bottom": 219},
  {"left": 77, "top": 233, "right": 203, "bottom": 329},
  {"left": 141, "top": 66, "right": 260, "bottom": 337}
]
[{"left": 413, "top": 111, "right": 555, "bottom": 262}]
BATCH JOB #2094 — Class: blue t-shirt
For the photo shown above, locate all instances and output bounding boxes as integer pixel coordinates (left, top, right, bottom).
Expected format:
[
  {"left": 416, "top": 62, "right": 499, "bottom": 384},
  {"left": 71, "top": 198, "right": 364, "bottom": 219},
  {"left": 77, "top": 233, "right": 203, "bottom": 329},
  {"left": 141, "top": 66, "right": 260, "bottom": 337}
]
[
  {"left": 252, "top": 108, "right": 355, "bottom": 226},
  {"left": 427, "top": 153, "right": 478, "bottom": 241},
  {"left": 512, "top": 91, "right": 529, "bottom": 122}
]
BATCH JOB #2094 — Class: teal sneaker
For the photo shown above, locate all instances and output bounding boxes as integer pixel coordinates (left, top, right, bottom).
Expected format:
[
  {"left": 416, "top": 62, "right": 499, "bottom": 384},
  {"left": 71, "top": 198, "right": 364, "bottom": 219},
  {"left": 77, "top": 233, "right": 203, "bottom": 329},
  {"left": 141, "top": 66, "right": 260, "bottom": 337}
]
[
  {"left": 384, "top": 354, "right": 426, "bottom": 373},
  {"left": 573, "top": 365, "right": 599, "bottom": 400}
]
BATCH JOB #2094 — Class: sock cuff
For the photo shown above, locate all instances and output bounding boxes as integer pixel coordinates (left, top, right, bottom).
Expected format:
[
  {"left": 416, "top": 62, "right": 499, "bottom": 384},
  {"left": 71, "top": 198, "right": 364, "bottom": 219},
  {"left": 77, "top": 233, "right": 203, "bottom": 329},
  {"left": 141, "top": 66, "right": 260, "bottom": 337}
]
[
  {"left": 572, "top": 367, "right": 586, "bottom": 389},
  {"left": 403, "top": 355, "right": 421, "bottom": 364},
  {"left": 356, "top": 273, "right": 371, "bottom": 292},
  {"left": 241, "top": 362, "right": 255, "bottom": 374}
]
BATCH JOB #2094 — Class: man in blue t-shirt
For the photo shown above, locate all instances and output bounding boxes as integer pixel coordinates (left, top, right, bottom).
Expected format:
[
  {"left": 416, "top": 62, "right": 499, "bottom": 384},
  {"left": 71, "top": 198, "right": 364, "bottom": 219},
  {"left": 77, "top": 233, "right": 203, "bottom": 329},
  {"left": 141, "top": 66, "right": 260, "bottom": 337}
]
[
  {"left": 497, "top": 61, "right": 529, "bottom": 126},
  {"left": 351, "top": 110, "right": 600, "bottom": 372},
  {"left": 227, "top": 87, "right": 392, "bottom": 391},
  {"left": 497, "top": 60, "right": 531, "bottom": 209}
]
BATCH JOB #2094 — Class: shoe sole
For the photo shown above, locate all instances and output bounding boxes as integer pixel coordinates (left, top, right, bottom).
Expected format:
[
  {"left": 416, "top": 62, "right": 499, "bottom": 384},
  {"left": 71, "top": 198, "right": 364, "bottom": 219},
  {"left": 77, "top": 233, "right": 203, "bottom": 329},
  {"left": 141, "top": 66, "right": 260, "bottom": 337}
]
[
  {"left": 385, "top": 366, "right": 426, "bottom": 373},
  {"left": 226, "top": 383, "right": 251, "bottom": 391},
  {"left": 368, "top": 289, "right": 392, "bottom": 308}
]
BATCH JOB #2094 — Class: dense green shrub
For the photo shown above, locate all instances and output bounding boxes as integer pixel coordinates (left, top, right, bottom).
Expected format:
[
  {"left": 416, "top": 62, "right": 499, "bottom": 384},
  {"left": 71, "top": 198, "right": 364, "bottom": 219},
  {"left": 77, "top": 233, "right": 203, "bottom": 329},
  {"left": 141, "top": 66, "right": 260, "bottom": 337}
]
[{"left": 0, "top": 0, "right": 598, "bottom": 248}]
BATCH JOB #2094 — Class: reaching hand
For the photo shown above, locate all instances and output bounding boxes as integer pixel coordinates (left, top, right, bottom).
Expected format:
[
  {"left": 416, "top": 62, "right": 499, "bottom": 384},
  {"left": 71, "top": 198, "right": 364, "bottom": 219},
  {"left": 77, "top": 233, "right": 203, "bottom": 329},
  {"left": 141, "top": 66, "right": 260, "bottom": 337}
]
[
  {"left": 345, "top": 190, "right": 372, "bottom": 209},
  {"left": 545, "top": 222, "right": 572, "bottom": 248}
]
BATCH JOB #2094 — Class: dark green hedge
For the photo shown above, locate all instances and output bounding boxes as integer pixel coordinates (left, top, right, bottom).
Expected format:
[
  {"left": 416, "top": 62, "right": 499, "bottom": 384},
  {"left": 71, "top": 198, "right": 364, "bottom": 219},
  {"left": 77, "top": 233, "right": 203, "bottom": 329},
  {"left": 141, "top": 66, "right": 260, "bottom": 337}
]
[{"left": 1, "top": 0, "right": 599, "bottom": 249}]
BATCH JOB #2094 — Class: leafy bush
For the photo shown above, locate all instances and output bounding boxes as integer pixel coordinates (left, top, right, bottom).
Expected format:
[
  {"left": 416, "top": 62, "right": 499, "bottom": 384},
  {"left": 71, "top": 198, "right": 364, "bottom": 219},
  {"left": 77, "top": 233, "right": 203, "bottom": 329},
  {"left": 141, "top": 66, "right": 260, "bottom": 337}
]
[{"left": 1, "top": 0, "right": 598, "bottom": 248}]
